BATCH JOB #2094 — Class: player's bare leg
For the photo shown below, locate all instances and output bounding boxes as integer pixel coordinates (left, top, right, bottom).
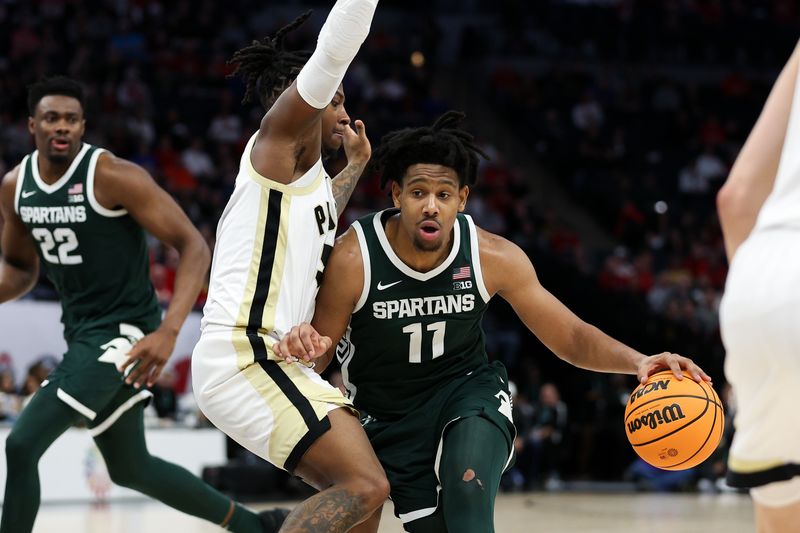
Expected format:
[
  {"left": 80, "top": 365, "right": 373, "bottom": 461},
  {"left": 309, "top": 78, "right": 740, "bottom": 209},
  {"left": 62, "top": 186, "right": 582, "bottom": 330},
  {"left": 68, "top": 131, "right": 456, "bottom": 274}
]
[
  {"left": 755, "top": 499, "right": 800, "bottom": 533},
  {"left": 278, "top": 408, "right": 389, "bottom": 533},
  {"left": 344, "top": 506, "right": 383, "bottom": 533}
]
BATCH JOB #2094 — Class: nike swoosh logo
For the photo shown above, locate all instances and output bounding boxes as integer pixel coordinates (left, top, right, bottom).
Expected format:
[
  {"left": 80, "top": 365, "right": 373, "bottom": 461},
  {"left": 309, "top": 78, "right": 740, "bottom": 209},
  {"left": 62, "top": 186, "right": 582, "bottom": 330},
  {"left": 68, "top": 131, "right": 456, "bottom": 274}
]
[
  {"left": 21, "top": 190, "right": 36, "bottom": 199},
  {"left": 377, "top": 280, "right": 402, "bottom": 291}
]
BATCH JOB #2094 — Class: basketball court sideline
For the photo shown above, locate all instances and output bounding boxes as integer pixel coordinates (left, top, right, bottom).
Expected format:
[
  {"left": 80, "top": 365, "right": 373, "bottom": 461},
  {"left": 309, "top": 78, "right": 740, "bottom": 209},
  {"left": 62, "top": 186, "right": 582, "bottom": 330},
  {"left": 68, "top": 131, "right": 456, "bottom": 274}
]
[{"left": 25, "top": 492, "right": 754, "bottom": 532}]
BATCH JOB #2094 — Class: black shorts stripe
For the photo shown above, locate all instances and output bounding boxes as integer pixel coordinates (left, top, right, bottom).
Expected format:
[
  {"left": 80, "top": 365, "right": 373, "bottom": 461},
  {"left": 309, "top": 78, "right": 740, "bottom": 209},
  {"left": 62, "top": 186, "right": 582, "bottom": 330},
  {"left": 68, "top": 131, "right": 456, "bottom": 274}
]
[
  {"left": 284, "top": 415, "right": 332, "bottom": 473},
  {"left": 247, "top": 335, "right": 325, "bottom": 471},
  {"left": 727, "top": 463, "right": 800, "bottom": 489},
  {"left": 254, "top": 352, "right": 320, "bottom": 428},
  {"left": 241, "top": 188, "right": 330, "bottom": 472},
  {"left": 247, "top": 188, "right": 283, "bottom": 348}
]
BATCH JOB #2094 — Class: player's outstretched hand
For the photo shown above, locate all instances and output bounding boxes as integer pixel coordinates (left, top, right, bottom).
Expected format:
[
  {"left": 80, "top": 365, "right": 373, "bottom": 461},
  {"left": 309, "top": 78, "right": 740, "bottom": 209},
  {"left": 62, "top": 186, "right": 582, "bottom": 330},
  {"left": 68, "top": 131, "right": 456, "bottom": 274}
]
[
  {"left": 121, "top": 328, "right": 177, "bottom": 388},
  {"left": 637, "top": 352, "right": 712, "bottom": 385},
  {"left": 342, "top": 119, "right": 371, "bottom": 167},
  {"left": 273, "top": 323, "right": 332, "bottom": 366}
]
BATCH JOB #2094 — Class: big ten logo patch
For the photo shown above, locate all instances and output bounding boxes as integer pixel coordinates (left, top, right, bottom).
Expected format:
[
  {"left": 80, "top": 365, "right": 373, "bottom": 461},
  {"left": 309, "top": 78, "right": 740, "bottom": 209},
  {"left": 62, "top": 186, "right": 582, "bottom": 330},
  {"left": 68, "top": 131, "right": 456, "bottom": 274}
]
[{"left": 453, "top": 280, "right": 473, "bottom": 291}]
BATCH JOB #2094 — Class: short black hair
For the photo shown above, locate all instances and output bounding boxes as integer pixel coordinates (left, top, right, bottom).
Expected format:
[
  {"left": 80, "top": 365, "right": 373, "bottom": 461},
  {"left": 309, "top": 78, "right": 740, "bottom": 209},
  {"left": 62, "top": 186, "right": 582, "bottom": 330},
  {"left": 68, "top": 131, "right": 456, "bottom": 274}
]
[
  {"left": 228, "top": 10, "right": 313, "bottom": 110},
  {"left": 370, "top": 111, "right": 489, "bottom": 189},
  {"left": 27, "top": 76, "right": 86, "bottom": 116}
]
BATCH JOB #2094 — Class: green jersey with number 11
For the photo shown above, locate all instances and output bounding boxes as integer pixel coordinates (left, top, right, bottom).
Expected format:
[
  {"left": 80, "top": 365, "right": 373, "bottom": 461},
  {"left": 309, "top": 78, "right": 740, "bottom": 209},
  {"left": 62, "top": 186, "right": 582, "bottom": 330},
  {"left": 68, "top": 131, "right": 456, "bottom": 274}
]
[
  {"left": 337, "top": 209, "right": 491, "bottom": 420},
  {"left": 14, "top": 145, "right": 160, "bottom": 341}
]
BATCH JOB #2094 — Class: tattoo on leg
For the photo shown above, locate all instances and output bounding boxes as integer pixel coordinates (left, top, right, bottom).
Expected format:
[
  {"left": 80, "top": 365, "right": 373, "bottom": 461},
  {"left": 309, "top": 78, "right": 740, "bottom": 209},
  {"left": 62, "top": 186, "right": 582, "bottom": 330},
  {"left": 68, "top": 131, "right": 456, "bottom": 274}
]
[{"left": 279, "top": 486, "right": 367, "bottom": 533}]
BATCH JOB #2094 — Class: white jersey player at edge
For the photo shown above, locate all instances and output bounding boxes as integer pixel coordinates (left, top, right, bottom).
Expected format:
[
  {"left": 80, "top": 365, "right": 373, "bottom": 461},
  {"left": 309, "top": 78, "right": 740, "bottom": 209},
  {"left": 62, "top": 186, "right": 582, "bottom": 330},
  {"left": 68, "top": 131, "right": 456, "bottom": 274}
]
[{"left": 718, "top": 39, "right": 800, "bottom": 533}]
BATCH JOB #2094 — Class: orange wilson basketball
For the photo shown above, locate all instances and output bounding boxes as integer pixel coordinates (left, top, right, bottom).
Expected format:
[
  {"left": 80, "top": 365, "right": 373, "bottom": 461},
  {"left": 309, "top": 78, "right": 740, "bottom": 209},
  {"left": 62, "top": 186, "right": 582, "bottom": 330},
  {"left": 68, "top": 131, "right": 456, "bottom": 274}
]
[{"left": 624, "top": 370, "right": 724, "bottom": 471}]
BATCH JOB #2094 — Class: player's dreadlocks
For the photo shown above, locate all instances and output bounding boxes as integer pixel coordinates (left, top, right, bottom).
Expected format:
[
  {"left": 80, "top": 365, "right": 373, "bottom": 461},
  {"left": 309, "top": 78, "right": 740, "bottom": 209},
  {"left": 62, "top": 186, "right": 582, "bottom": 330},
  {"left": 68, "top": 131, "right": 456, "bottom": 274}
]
[
  {"left": 228, "top": 10, "right": 313, "bottom": 109},
  {"left": 370, "top": 111, "right": 489, "bottom": 189},
  {"left": 27, "top": 76, "right": 86, "bottom": 115}
]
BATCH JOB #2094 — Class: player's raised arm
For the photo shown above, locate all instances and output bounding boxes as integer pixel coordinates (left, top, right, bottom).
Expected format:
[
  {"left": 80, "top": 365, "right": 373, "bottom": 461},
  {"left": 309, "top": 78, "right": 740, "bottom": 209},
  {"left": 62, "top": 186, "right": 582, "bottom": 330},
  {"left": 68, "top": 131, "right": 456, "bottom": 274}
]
[
  {"left": 481, "top": 229, "right": 710, "bottom": 384},
  {"left": 0, "top": 168, "right": 40, "bottom": 303},
  {"left": 243, "top": 1, "right": 378, "bottom": 183},
  {"left": 717, "top": 40, "right": 800, "bottom": 261},
  {"left": 272, "top": 0, "right": 377, "bottom": 126}
]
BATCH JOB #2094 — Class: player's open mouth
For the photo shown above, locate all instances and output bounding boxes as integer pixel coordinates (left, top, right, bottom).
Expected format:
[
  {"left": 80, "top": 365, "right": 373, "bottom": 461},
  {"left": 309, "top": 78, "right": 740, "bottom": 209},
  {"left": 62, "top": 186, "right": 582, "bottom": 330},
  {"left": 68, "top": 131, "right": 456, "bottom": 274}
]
[
  {"left": 51, "top": 139, "right": 70, "bottom": 150},
  {"left": 418, "top": 221, "right": 440, "bottom": 241}
]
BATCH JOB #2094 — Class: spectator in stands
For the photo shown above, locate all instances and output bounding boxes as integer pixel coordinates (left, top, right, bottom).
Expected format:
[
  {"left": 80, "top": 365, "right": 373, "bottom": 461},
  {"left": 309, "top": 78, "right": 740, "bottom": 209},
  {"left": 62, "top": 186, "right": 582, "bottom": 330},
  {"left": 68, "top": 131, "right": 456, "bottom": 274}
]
[{"left": 0, "top": 364, "right": 20, "bottom": 422}]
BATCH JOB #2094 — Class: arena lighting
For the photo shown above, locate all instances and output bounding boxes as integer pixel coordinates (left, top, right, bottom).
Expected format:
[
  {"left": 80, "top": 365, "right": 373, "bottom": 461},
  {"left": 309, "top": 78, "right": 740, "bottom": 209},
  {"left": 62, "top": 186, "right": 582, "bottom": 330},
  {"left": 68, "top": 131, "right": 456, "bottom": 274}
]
[
  {"left": 654, "top": 201, "right": 668, "bottom": 214},
  {"left": 410, "top": 50, "right": 425, "bottom": 68}
]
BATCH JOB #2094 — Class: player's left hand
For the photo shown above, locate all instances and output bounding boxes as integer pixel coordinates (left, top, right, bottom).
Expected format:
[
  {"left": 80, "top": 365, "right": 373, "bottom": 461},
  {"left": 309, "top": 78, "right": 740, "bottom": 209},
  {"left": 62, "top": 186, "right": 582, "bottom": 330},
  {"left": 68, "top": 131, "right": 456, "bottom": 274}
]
[
  {"left": 637, "top": 352, "right": 712, "bottom": 385},
  {"left": 121, "top": 327, "right": 177, "bottom": 388},
  {"left": 272, "top": 323, "right": 332, "bottom": 366},
  {"left": 342, "top": 119, "right": 371, "bottom": 168}
]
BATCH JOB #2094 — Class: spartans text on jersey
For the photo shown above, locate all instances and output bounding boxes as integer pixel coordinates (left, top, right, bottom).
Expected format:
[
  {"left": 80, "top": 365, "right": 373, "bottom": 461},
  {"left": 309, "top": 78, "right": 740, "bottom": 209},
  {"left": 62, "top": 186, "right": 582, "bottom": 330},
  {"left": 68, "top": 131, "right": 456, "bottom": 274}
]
[
  {"left": 372, "top": 294, "right": 475, "bottom": 320},
  {"left": 19, "top": 205, "right": 87, "bottom": 224}
]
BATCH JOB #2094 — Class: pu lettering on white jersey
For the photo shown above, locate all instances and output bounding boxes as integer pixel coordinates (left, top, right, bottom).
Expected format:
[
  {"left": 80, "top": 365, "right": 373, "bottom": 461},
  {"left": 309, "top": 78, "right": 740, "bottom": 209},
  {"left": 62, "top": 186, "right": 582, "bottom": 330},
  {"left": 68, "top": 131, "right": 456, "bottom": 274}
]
[{"left": 314, "top": 201, "right": 336, "bottom": 236}]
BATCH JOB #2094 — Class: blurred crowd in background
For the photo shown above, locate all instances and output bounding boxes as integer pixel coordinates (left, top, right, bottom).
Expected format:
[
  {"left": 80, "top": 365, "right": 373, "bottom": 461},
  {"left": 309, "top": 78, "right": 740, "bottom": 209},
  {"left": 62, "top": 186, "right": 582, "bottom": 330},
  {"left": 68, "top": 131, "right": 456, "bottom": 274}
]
[{"left": 2, "top": 0, "right": 796, "bottom": 494}]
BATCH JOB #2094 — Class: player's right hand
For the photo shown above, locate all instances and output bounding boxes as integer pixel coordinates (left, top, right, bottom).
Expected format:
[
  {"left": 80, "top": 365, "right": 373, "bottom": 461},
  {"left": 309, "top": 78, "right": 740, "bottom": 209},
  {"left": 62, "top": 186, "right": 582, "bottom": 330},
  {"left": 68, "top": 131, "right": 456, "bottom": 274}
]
[
  {"left": 272, "top": 323, "right": 332, "bottom": 365},
  {"left": 342, "top": 119, "right": 371, "bottom": 168}
]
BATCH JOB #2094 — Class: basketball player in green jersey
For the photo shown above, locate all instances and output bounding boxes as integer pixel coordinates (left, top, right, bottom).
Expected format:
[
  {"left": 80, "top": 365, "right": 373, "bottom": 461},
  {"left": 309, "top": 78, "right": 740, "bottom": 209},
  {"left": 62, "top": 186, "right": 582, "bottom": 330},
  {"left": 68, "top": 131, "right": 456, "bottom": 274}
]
[
  {"left": 0, "top": 77, "right": 285, "bottom": 533},
  {"left": 273, "top": 112, "right": 713, "bottom": 533}
]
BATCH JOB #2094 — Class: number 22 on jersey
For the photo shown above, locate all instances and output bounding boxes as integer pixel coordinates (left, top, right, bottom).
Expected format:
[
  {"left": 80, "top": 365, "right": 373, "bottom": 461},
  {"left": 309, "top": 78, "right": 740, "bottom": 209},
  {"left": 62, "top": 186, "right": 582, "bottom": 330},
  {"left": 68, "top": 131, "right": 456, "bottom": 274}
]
[{"left": 31, "top": 227, "right": 83, "bottom": 265}]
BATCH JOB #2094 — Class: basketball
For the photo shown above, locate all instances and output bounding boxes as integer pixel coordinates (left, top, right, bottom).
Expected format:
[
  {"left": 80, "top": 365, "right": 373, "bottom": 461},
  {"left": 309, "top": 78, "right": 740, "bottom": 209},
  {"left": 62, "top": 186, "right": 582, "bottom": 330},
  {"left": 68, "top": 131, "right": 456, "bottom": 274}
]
[{"left": 624, "top": 371, "right": 724, "bottom": 471}]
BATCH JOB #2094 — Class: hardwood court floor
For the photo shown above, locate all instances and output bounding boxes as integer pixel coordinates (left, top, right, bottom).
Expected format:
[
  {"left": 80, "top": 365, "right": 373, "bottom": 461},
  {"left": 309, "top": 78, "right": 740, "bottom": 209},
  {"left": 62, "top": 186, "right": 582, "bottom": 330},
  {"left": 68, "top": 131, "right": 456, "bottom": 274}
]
[{"left": 27, "top": 492, "right": 754, "bottom": 532}]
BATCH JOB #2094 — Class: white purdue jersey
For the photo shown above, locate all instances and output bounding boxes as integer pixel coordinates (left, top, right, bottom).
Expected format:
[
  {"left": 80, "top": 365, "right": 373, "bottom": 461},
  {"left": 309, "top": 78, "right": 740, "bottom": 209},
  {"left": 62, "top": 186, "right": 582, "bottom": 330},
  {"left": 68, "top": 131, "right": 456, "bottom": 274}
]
[
  {"left": 754, "top": 65, "right": 800, "bottom": 231},
  {"left": 202, "top": 133, "right": 337, "bottom": 355}
]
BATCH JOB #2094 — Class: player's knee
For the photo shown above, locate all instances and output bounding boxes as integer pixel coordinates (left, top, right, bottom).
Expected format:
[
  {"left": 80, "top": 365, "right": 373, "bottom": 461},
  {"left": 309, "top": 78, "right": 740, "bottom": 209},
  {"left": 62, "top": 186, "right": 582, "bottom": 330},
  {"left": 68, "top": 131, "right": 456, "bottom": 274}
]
[
  {"left": 362, "top": 472, "right": 391, "bottom": 510},
  {"left": 347, "top": 471, "right": 390, "bottom": 511},
  {"left": 447, "top": 467, "right": 490, "bottom": 506},
  {"left": 5, "top": 429, "right": 36, "bottom": 467},
  {"left": 105, "top": 461, "right": 145, "bottom": 490},
  {"left": 372, "top": 472, "right": 391, "bottom": 504}
]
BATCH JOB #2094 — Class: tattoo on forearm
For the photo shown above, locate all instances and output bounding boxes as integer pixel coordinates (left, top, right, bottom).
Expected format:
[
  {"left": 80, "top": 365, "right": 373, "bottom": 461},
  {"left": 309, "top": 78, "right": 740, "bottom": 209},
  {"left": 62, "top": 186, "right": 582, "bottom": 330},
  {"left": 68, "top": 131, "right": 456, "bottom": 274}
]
[
  {"left": 279, "top": 486, "right": 368, "bottom": 532},
  {"left": 332, "top": 163, "right": 364, "bottom": 214}
]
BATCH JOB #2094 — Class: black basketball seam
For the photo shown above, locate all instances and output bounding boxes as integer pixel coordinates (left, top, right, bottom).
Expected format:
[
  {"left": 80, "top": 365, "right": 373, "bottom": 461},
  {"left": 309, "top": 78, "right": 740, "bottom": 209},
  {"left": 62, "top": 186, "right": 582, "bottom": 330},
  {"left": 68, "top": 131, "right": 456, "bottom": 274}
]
[
  {"left": 631, "top": 394, "right": 710, "bottom": 447},
  {"left": 631, "top": 380, "right": 724, "bottom": 470},
  {"left": 625, "top": 393, "right": 723, "bottom": 422},
  {"left": 663, "top": 388, "right": 720, "bottom": 468},
  {"left": 628, "top": 379, "right": 712, "bottom": 446},
  {"left": 627, "top": 375, "right": 725, "bottom": 468},
  {"left": 625, "top": 372, "right": 722, "bottom": 418},
  {"left": 662, "top": 381, "right": 725, "bottom": 468}
]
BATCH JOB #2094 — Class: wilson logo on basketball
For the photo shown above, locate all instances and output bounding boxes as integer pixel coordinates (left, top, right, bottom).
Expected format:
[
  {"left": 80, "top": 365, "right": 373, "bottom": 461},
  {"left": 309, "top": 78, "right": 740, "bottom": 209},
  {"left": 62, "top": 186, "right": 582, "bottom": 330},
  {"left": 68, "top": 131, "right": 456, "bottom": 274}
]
[
  {"left": 628, "top": 379, "right": 670, "bottom": 405},
  {"left": 626, "top": 403, "right": 686, "bottom": 434}
]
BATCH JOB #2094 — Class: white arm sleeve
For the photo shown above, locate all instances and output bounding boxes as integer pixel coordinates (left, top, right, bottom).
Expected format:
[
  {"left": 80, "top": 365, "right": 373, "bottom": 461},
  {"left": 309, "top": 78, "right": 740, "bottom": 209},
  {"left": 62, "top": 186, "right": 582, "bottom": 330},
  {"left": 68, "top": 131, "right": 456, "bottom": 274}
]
[{"left": 296, "top": 0, "right": 379, "bottom": 109}]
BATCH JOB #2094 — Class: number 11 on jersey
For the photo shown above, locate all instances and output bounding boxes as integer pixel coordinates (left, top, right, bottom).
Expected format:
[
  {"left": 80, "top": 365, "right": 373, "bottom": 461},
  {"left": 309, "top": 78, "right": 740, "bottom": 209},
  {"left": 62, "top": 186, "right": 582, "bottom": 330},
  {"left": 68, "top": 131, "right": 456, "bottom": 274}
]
[{"left": 402, "top": 321, "right": 446, "bottom": 363}]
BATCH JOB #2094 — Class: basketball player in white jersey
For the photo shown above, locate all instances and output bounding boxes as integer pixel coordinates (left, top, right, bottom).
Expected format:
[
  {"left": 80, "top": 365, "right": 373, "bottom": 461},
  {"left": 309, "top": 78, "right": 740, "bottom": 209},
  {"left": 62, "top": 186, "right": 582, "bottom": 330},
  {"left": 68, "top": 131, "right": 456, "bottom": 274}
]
[
  {"left": 191, "top": 4, "right": 389, "bottom": 532},
  {"left": 718, "top": 40, "right": 800, "bottom": 533}
]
